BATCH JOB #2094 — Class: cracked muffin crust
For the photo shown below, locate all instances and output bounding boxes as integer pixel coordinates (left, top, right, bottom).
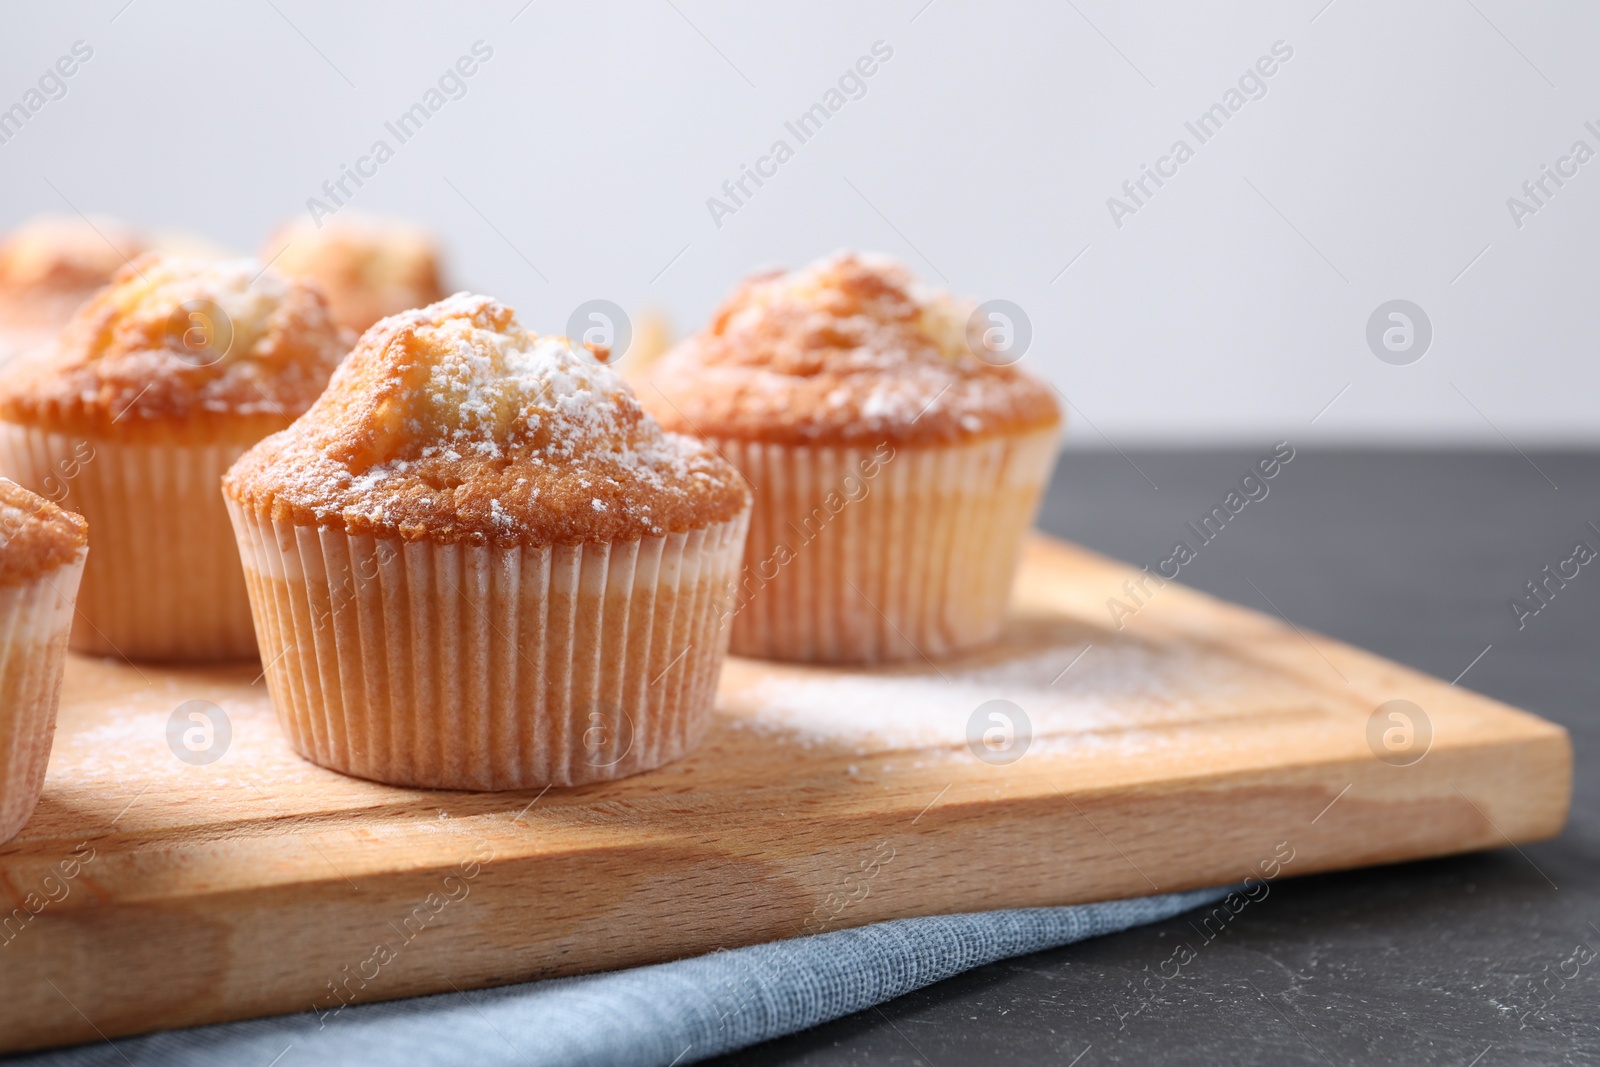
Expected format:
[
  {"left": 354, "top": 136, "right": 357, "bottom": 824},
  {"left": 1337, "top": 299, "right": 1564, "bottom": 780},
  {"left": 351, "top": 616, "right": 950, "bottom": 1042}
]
[{"left": 224, "top": 292, "right": 748, "bottom": 544}]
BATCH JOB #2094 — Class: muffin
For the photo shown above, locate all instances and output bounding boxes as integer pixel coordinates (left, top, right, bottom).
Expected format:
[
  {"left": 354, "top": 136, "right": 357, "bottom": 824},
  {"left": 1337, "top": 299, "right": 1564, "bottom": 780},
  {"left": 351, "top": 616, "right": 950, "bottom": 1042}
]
[
  {"left": 0, "top": 254, "right": 349, "bottom": 660},
  {"left": 643, "top": 253, "right": 1062, "bottom": 663},
  {"left": 262, "top": 215, "right": 446, "bottom": 334},
  {"left": 617, "top": 309, "right": 674, "bottom": 389},
  {"left": 0, "top": 479, "right": 86, "bottom": 845},
  {"left": 0, "top": 216, "right": 150, "bottom": 366},
  {"left": 222, "top": 293, "right": 750, "bottom": 790},
  {"left": 0, "top": 217, "right": 231, "bottom": 367}
]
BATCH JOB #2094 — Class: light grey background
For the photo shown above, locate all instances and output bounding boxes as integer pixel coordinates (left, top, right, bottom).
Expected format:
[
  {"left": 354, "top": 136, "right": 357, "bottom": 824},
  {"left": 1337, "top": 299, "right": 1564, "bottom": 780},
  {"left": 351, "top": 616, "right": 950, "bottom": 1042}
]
[{"left": 1, "top": 0, "right": 1594, "bottom": 445}]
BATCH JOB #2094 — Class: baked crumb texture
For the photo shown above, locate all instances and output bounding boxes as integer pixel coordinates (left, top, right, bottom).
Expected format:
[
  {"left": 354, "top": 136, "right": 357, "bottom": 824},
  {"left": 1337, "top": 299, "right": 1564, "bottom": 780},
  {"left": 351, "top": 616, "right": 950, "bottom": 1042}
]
[
  {"left": 0, "top": 477, "right": 87, "bottom": 587},
  {"left": 224, "top": 293, "right": 750, "bottom": 546},
  {"left": 0, "top": 253, "right": 350, "bottom": 442},
  {"left": 264, "top": 215, "right": 447, "bottom": 335},
  {"left": 643, "top": 251, "right": 1062, "bottom": 447}
]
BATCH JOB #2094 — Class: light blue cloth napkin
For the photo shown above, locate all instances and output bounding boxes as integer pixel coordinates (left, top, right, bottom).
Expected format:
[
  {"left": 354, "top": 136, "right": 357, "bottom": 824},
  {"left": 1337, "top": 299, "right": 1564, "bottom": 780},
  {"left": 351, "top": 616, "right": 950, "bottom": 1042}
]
[{"left": 11, "top": 886, "right": 1228, "bottom": 1067}]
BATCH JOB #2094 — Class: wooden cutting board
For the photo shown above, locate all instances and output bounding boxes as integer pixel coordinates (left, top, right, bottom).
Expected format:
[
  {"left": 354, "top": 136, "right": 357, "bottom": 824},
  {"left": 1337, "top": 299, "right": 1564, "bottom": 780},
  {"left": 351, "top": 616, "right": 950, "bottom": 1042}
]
[{"left": 0, "top": 536, "right": 1570, "bottom": 1054}]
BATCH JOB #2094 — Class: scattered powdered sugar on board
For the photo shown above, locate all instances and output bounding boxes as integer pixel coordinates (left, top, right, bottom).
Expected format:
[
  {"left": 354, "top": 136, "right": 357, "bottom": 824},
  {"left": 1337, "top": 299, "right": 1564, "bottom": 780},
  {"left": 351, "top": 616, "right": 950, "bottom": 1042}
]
[
  {"left": 733, "top": 639, "right": 1265, "bottom": 758},
  {"left": 54, "top": 692, "right": 330, "bottom": 795}
]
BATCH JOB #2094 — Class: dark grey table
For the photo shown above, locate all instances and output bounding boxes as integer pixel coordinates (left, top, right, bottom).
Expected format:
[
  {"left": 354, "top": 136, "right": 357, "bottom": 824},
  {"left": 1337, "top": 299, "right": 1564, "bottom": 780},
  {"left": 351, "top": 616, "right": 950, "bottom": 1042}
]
[{"left": 716, "top": 449, "right": 1599, "bottom": 1067}]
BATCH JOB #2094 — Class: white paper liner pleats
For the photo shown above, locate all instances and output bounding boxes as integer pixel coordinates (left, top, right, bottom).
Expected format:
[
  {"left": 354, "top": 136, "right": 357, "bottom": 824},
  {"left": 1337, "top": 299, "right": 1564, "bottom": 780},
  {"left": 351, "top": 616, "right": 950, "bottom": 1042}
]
[
  {"left": 0, "top": 553, "right": 84, "bottom": 844},
  {"left": 227, "top": 502, "right": 749, "bottom": 790},
  {"left": 718, "top": 428, "right": 1060, "bottom": 663},
  {"left": 0, "top": 425, "right": 256, "bottom": 660}
]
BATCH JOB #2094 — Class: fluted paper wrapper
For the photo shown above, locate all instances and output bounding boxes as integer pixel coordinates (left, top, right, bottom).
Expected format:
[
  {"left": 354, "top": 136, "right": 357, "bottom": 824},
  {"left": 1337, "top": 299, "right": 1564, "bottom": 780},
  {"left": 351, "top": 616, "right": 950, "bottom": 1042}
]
[
  {"left": 227, "top": 502, "right": 749, "bottom": 790},
  {"left": 0, "top": 424, "right": 256, "bottom": 660},
  {"left": 0, "top": 553, "right": 84, "bottom": 844},
  {"left": 720, "top": 428, "right": 1059, "bottom": 663}
]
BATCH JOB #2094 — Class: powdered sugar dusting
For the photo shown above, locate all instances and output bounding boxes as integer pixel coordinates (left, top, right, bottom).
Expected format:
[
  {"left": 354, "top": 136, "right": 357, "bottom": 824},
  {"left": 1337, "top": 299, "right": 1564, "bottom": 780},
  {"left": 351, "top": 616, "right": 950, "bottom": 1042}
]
[
  {"left": 224, "top": 293, "right": 748, "bottom": 543},
  {"left": 645, "top": 251, "right": 1060, "bottom": 445},
  {"left": 720, "top": 252, "right": 982, "bottom": 433},
  {"left": 2, "top": 252, "right": 347, "bottom": 424},
  {"left": 54, "top": 692, "right": 328, "bottom": 794},
  {"left": 408, "top": 311, "right": 626, "bottom": 462},
  {"left": 734, "top": 639, "right": 1274, "bottom": 758}
]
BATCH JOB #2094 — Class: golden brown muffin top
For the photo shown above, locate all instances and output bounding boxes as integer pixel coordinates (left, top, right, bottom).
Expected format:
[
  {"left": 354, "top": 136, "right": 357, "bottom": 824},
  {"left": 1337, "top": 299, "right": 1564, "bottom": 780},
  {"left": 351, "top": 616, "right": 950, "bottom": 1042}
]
[
  {"left": 223, "top": 294, "right": 749, "bottom": 545},
  {"left": 0, "top": 478, "right": 87, "bottom": 587},
  {"left": 263, "top": 215, "right": 446, "bottom": 335},
  {"left": 643, "top": 253, "right": 1061, "bottom": 447},
  {"left": 0, "top": 215, "right": 151, "bottom": 346},
  {"left": 0, "top": 254, "right": 350, "bottom": 441},
  {"left": 0, "top": 317, "right": 62, "bottom": 369},
  {"left": 0, "top": 215, "right": 150, "bottom": 295}
]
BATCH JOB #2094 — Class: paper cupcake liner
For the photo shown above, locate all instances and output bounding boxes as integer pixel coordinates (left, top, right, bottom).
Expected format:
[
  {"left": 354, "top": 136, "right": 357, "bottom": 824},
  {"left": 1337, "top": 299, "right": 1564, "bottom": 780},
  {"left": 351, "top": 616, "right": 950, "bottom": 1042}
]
[
  {"left": 0, "top": 553, "right": 85, "bottom": 844},
  {"left": 226, "top": 501, "right": 750, "bottom": 790},
  {"left": 718, "top": 428, "right": 1059, "bottom": 663},
  {"left": 0, "top": 424, "right": 256, "bottom": 661}
]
